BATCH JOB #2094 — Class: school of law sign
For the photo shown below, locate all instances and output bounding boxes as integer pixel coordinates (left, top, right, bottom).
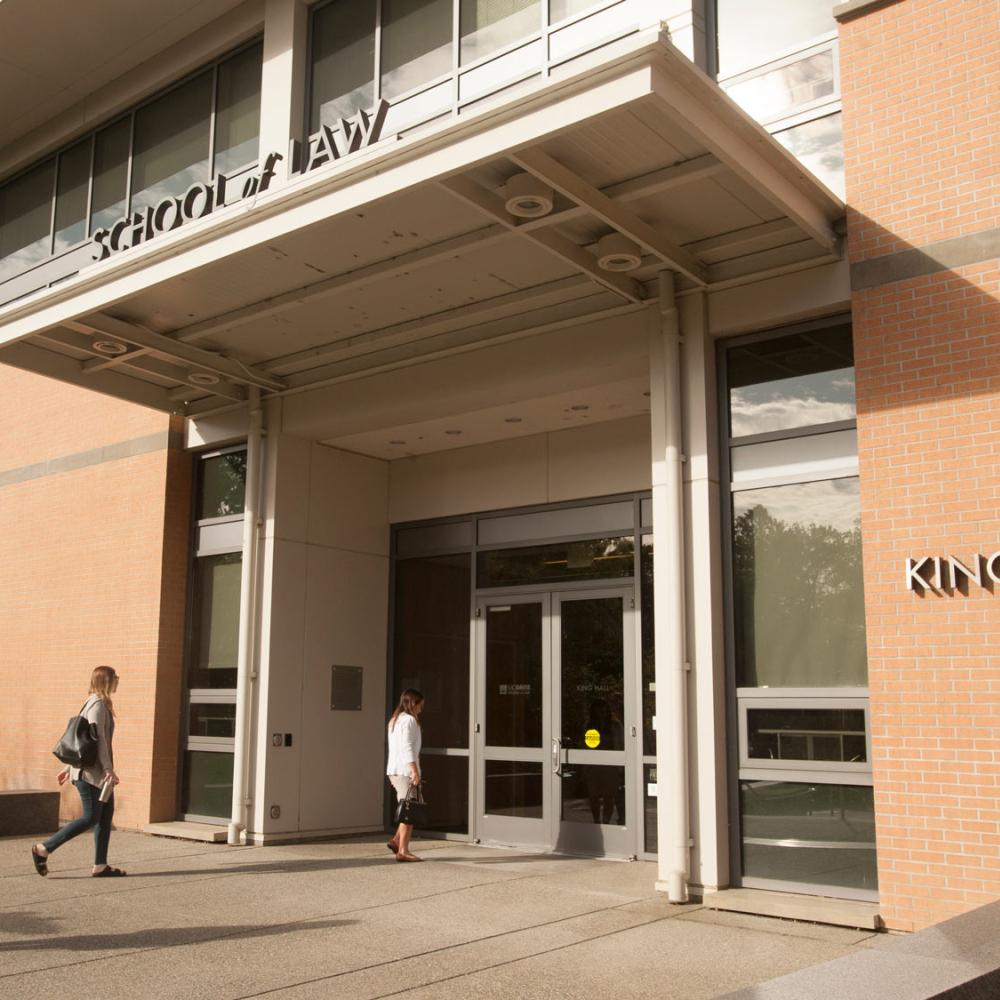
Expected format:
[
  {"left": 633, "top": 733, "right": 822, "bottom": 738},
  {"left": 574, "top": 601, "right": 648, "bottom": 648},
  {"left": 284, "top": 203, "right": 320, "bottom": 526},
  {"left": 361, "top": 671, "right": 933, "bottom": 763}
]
[
  {"left": 906, "top": 553, "right": 1000, "bottom": 592},
  {"left": 91, "top": 100, "right": 390, "bottom": 263}
]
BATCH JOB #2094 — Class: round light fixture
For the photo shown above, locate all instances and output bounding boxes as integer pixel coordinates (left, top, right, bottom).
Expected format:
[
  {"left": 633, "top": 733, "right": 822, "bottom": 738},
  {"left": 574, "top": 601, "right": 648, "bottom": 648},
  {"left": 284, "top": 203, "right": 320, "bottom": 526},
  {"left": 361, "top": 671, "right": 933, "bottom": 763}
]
[
  {"left": 569, "top": 404, "right": 590, "bottom": 412},
  {"left": 189, "top": 372, "right": 220, "bottom": 386},
  {"left": 504, "top": 417, "right": 523, "bottom": 424},
  {"left": 596, "top": 232, "right": 642, "bottom": 272},
  {"left": 504, "top": 172, "right": 554, "bottom": 219},
  {"left": 389, "top": 439, "right": 406, "bottom": 446},
  {"left": 444, "top": 429, "right": 463, "bottom": 436},
  {"left": 93, "top": 340, "right": 128, "bottom": 356}
]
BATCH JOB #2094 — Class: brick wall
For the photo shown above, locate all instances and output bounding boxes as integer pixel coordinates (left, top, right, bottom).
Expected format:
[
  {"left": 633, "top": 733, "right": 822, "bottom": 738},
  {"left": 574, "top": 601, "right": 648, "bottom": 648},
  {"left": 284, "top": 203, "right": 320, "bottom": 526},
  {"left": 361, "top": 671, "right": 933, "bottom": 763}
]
[
  {"left": 0, "top": 367, "right": 191, "bottom": 832},
  {"left": 841, "top": 0, "right": 1000, "bottom": 931}
]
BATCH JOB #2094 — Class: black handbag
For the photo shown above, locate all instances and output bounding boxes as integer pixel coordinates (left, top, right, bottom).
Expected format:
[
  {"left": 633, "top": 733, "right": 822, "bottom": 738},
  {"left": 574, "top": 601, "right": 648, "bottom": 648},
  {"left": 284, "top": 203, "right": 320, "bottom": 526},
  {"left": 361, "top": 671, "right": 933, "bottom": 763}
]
[
  {"left": 394, "top": 783, "right": 428, "bottom": 827},
  {"left": 52, "top": 700, "right": 99, "bottom": 767}
]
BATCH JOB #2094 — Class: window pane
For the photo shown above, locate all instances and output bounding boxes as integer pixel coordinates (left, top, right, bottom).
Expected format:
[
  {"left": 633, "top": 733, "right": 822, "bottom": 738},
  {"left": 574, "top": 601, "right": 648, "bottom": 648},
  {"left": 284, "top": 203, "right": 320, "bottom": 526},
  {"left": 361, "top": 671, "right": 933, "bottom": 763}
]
[
  {"left": 477, "top": 536, "right": 634, "bottom": 588},
  {"left": 485, "top": 603, "right": 542, "bottom": 747},
  {"left": 643, "top": 763, "right": 657, "bottom": 854},
  {"left": 182, "top": 750, "right": 234, "bottom": 818},
  {"left": 310, "top": 0, "right": 377, "bottom": 131},
  {"left": 726, "top": 50, "right": 835, "bottom": 123},
  {"left": 0, "top": 159, "right": 54, "bottom": 282},
  {"left": 189, "top": 703, "right": 237, "bottom": 739},
  {"left": 460, "top": 0, "right": 539, "bottom": 64},
  {"left": 131, "top": 71, "right": 213, "bottom": 212},
  {"left": 747, "top": 708, "right": 867, "bottom": 763},
  {"left": 381, "top": 0, "right": 453, "bottom": 101},
  {"left": 550, "top": 0, "right": 594, "bottom": 23},
  {"left": 727, "top": 324, "right": 855, "bottom": 437},
  {"left": 774, "top": 113, "right": 844, "bottom": 200},
  {"left": 190, "top": 552, "right": 242, "bottom": 688},
  {"left": 485, "top": 760, "right": 543, "bottom": 818},
  {"left": 640, "top": 537, "right": 655, "bottom": 755},
  {"left": 215, "top": 44, "right": 262, "bottom": 175},
  {"left": 740, "top": 781, "right": 877, "bottom": 892},
  {"left": 54, "top": 139, "right": 92, "bottom": 252},
  {"left": 733, "top": 479, "right": 867, "bottom": 687},
  {"left": 198, "top": 452, "right": 247, "bottom": 519},
  {"left": 90, "top": 119, "right": 131, "bottom": 235},
  {"left": 393, "top": 553, "right": 471, "bottom": 748},
  {"left": 561, "top": 764, "right": 625, "bottom": 826},
  {"left": 717, "top": 0, "right": 835, "bottom": 76},
  {"left": 418, "top": 754, "right": 469, "bottom": 833}
]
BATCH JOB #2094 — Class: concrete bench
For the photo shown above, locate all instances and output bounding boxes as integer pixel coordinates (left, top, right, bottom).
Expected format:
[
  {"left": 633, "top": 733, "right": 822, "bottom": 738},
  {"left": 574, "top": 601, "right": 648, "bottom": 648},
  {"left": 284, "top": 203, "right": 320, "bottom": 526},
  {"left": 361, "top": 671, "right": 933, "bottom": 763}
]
[
  {"left": 718, "top": 898, "right": 1000, "bottom": 1000},
  {"left": 0, "top": 789, "right": 60, "bottom": 836}
]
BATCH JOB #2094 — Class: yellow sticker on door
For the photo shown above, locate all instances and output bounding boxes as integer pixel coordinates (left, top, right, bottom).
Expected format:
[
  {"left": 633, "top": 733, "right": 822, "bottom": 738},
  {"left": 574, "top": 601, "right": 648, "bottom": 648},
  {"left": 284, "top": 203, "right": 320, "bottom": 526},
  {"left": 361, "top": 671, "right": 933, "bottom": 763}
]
[{"left": 584, "top": 728, "right": 601, "bottom": 749}]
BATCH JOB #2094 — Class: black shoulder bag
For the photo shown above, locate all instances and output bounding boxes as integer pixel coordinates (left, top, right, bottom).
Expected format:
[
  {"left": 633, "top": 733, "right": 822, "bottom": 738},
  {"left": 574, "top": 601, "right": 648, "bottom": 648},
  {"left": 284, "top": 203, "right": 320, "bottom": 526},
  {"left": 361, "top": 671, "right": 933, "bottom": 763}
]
[{"left": 53, "top": 699, "right": 99, "bottom": 767}]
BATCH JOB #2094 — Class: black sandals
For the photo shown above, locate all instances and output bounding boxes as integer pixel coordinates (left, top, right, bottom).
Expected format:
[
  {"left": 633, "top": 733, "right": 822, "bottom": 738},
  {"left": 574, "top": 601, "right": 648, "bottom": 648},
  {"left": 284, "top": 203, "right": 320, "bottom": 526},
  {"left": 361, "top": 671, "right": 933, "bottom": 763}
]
[
  {"left": 30, "top": 847, "right": 48, "bottom": 877},
  {"left": 92, "top": 866, "right": 127, "bottom": 877}
]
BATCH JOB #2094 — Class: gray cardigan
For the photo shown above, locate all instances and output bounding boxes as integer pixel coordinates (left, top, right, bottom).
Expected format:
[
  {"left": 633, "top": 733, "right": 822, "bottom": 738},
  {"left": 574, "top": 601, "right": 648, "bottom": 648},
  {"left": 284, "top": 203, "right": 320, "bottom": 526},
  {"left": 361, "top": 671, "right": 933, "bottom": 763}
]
[{"left": 69, "top": 694, "right": 115, "bottom": 788}]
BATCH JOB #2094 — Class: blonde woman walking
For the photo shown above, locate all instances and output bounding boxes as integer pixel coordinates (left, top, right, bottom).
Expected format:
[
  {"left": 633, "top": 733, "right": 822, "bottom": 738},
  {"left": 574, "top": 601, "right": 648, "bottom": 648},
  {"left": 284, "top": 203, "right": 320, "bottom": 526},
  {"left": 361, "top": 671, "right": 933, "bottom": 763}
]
[
  {"left": 31, "top": 666, "right": 125, "bottom": 877},
  {"left": 386, "top": 688, "right": 424, "bottom": 862}
]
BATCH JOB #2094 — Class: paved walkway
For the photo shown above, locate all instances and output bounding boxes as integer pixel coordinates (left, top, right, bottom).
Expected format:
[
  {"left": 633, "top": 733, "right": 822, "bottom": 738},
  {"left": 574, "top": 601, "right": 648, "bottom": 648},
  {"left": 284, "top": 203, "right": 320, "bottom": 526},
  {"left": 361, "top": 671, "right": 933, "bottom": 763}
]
[{"left": 1, "top": 832, "right": 881, "bottom": 1000}]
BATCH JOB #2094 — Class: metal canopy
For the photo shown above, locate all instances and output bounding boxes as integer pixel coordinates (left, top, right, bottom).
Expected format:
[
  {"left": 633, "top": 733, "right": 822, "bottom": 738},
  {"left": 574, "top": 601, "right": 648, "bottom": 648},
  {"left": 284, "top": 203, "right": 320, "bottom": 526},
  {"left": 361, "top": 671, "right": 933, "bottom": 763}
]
[{"left": 0, "top": 33, "right": 844, "bottom": 432}]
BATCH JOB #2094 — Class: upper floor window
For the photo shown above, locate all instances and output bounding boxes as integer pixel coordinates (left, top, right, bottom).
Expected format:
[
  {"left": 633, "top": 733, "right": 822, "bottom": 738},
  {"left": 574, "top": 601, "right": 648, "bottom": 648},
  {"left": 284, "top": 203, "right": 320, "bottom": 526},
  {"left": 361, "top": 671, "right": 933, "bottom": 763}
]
[{"left": 0, "top": 42, "right": 262, "bottom": 288}]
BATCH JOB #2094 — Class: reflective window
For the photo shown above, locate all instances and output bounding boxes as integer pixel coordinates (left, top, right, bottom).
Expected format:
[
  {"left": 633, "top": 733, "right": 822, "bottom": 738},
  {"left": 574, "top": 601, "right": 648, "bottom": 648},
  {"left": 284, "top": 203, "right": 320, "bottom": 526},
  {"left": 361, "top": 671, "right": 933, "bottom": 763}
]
[
  {"left": 189, "top": 703, "right": 238, "bottom": 739},
  {"left": 478, "top": 536, "right": 634, "bottom": 588},
  {"left": 485, "top": 760, "right": 543, "bottom": 817},
  {"left": 131, "top": 71, "right": 213, "bottom": 213},
  {"left": 747, "top": 708, "right": 867, "bottom": 763},
  {"left": 214, "top": 44, "right": 263, "bottom": 175},
  {"left": 310, "top": 0, "right": 377, "bottom": 130},
  {"left": 393, "top": 553, "right": 472, "bottom": 748},
  {"left": 643, "top": 764, "right": 657, "bottom": 853},
  {"left": 420, "top": 754, "right": 469, "bottom": 833},
  {"left": 550, "top": 0, "right": 593, "bottom": 23},
  {"left": 733, "top": 479, "right": 867, "bottom": 688},
  {"left": 485, "top": 603, "right": 543, "bottom": 747},
  {"left": 197, "top": 451, "right": 247, "bottom": 519},
  {"left": 640, "top": 537, "right": 655, "bottom": 756},
  {"left": 717, "top": 0, "right": 835, "bottom": 76},
  {"left": 726, "top": 50, "right": 834, "bottom": 123},
  {"left": 0, "top": 160, "right": 55, "bottom": 282},
  {"left": 189, "top": 552, "right": 243, "bottom": 689},
  {"left": 90, "top": 119, "right": 131, "bottom": 236},
  {"left": 382, "top": 0, "right": 453, "bottom": 101},
  {"left": 561, "top": 764, "right": 625, "bottom": 826},
  {"left": 182, "top": 750, "right": 234, "bottom": 818},
  {"left": 460, "top": 0, "right": 540, "bottom": 64},
  {"left": 53, "top": 139, "right": 92, "bottom": 252},
  {"left": 727, "top": 324, "right": 855, "bottom": 437},
  {"left": 740, "top": 781, "right": 877, "bottom": 892},
  {"left": 774, "top": 113, "right": 845, "bottom": 199}
]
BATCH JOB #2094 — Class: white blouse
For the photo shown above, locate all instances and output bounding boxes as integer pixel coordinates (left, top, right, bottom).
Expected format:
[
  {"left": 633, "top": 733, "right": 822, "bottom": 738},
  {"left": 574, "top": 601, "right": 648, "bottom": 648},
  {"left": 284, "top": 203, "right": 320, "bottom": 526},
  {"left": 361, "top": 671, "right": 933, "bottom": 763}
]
[{"left": 386, "top": 713, "right": 422, "bottom": 776}]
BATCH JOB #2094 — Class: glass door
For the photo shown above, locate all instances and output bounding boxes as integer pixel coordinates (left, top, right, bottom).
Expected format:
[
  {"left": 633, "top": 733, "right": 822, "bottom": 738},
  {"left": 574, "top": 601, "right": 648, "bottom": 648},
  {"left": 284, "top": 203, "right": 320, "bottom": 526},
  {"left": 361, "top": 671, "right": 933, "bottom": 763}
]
[{"left": 475, "top": 588, "right": 637, "bottom": 857}]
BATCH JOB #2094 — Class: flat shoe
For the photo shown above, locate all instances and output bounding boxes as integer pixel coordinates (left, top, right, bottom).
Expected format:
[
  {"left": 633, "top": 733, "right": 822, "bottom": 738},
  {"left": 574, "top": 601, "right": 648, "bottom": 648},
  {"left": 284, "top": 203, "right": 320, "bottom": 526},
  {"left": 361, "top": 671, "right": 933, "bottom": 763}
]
[
  {"left": 30, "top": 847, "right": 47, "bottom": 877},
  {"left": 386, "top": 840, "right": 399, "bottom": 854},
  {"left": 92, "top": 866, "right": 127, "bottom": 878},
  {"left": 396, "top": 853, "right": 423, "bottom": 862}
]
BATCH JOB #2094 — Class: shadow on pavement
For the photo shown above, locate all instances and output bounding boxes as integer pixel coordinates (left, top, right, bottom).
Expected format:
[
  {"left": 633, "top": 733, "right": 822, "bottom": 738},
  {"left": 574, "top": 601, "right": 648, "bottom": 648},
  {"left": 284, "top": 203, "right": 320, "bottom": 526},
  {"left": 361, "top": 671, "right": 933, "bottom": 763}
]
[{"left": 0, "top": 917, "right": 356, "bottom": 951}]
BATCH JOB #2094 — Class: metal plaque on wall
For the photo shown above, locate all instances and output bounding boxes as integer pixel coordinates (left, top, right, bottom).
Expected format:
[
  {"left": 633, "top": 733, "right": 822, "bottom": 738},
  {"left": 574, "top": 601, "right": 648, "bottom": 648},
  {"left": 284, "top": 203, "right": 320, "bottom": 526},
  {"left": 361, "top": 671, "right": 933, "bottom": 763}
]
[{"left": 330, "top": 665, "right": 363, "bottom": 711}]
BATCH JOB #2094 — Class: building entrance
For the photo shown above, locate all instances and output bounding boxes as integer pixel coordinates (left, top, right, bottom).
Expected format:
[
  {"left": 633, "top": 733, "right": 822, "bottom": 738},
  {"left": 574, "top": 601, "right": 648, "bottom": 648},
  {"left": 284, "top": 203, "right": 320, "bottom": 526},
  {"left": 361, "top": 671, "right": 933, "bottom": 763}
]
[{"left": 474, "top": 587, "right": 638, "bottom": 858}]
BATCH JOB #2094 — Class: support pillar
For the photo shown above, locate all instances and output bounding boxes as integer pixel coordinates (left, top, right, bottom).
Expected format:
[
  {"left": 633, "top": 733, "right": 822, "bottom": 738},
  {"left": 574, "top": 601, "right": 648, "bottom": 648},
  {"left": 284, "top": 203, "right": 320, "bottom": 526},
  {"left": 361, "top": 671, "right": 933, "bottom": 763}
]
[{"left": 260, "top": 0, "right": 308, "bottom": 185}]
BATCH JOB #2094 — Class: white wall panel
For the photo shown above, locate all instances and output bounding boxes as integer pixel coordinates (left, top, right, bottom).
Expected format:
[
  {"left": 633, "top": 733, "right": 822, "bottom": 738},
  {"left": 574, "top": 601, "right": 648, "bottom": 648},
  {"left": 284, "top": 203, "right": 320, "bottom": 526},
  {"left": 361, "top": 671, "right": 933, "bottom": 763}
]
[{"left": 547, "top": 415, "right": 650, "bottom": 501}]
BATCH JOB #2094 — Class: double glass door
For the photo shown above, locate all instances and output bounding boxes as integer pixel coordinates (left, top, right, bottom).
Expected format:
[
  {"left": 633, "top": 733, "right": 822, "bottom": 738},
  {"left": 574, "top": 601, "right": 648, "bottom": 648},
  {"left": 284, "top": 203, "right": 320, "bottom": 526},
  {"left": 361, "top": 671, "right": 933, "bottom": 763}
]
[{"left": 475, "top": 588, "right": 637, "bottom": 857}]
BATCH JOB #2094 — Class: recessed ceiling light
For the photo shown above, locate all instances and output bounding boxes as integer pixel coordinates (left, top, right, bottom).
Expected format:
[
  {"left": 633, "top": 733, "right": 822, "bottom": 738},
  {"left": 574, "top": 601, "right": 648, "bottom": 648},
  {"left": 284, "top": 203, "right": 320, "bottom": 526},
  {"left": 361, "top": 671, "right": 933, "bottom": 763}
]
[
  {"left": 389, "top": 439, "right": 406, "bottom": 446},
  {"left": 189, "top": 372, "right": 220, "bottom": 386},
  {"left": 444, "top": 429, "right": 462, "bottom": 436},
  {"left": 504, "top": 417, "right": 523, "bottom": 423},
  {"left": 569, "top": 404, "right": 589, "bottom": 412},
  {"left": 93, "top": 340, "right": 128, "bottom": 356},
  {"left": 642, "top": 391, "right": 651, "bottom": 397}
]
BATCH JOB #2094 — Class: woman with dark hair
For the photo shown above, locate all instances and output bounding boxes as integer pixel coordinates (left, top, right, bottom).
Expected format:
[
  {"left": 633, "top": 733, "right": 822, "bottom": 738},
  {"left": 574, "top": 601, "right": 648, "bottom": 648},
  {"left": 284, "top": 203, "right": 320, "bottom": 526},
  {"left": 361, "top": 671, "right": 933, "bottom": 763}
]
[
  {"left": 386, "top": 688, "right": 424, "bottom": 862},
  {"left": 31, "top": 666, "right": 126, "bottom": 877}
]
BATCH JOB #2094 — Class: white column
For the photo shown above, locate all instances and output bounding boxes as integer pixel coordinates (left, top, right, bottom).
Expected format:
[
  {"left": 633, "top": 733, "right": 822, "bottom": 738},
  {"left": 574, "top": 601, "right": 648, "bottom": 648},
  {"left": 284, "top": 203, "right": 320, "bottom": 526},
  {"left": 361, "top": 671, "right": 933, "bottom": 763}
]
[
  {"left": 229, "top": 387, "right": 264, "bottom": 845},
  {"left": 650, "top": 272, "right": 690, "bottom": 901},
  {"left": 260, "top": 0, "right": 308, "bottom": 185},
  {"left": 679, "top": 290, "right": 729, "bottom": 892}
]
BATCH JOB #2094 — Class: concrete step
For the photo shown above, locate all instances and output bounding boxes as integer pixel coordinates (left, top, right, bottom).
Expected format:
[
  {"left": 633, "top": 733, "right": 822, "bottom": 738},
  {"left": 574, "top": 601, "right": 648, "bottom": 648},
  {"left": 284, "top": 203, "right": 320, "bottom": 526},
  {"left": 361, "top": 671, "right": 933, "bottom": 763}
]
[
  {"left": 144, "top": 821, "right": 228, "bottom": 843},
  {"left": 703, "top": 887, "right": 882, "bottom": 930}
]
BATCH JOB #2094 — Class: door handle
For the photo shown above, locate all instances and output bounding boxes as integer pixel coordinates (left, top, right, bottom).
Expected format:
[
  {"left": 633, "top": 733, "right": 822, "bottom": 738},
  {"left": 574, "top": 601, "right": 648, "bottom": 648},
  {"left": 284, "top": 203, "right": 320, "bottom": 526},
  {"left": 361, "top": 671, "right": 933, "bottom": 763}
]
[{"left": 551, "top": 736, "right": 562, "bottom": 775}]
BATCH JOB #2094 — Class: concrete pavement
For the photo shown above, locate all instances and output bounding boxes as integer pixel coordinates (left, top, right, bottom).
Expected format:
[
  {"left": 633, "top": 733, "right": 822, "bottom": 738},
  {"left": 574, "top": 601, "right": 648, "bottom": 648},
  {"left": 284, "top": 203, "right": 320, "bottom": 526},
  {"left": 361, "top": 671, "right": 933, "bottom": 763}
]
[{"left": 0, "top": 831, "right": 881, "bottom": 1000}]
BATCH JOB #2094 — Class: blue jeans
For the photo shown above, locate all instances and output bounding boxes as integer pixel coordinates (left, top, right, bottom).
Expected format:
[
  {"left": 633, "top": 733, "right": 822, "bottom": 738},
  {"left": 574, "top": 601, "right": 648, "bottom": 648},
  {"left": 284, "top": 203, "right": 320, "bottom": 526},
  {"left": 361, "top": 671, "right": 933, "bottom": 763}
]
[{"left": 42, "top": 779, "right": 114, "bottom": 866}]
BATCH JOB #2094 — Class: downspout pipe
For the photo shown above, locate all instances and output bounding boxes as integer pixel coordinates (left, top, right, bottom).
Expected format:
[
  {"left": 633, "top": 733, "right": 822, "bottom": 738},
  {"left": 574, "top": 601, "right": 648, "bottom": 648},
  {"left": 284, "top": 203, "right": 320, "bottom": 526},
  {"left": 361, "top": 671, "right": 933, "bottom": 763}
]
[
  {"left": 229, "top": 386, "right": 263, "bottom": 846},
  {"left": 652, "top": 271, "right": 690, "bottom": 902}
]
